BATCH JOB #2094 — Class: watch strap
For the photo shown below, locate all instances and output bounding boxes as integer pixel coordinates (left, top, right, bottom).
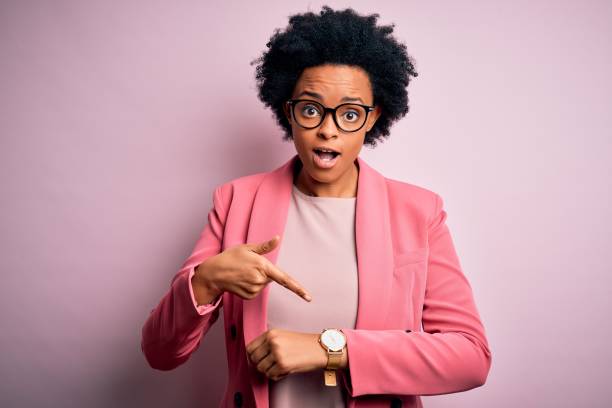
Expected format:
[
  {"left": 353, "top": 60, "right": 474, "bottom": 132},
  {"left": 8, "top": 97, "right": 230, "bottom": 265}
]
[
  {"left": 326, "top": 349, "right": 343, "bottom": 369},
  {"left": 324, "top": 369, "right": 338, "bottom": 386}
]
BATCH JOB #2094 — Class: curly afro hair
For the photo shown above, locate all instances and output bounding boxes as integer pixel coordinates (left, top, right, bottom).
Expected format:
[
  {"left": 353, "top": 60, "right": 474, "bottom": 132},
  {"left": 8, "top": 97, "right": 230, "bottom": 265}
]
[{"left": 250, "top": 5, "right": 418, "bottom": 148}]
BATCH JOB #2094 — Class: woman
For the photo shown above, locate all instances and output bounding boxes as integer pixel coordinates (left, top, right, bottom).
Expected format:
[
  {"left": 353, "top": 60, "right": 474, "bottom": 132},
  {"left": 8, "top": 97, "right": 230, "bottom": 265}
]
[{"left": 141, "top": 6, "right": 492, "bottom": 408}]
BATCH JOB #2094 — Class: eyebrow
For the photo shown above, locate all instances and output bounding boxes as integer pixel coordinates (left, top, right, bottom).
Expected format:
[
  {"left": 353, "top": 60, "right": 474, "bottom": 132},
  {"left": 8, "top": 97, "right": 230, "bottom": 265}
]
[{"left": 295, "top": 90, "right": 365, "bottom": 104}]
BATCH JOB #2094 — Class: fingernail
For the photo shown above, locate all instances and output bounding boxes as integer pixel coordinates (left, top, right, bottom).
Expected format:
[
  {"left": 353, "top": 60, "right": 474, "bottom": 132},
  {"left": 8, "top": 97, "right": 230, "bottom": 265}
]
[{"left": 304, "top": 294, "right": 312, "bottom": 302}]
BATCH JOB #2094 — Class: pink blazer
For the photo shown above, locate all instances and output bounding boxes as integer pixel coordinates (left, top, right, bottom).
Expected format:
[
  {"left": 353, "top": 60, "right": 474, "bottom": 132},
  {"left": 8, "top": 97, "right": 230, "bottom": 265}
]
[{"left": 141, "top": 154, "right": 492, "bottom": 408}]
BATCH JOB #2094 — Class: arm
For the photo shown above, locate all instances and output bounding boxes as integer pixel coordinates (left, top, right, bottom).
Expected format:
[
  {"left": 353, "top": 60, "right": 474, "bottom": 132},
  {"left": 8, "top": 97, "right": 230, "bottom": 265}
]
[
  {"left": 339, "top": 193, "right": 492, "bottom": 396},
  {"left": 140, "top": 184, "right": 228, "bottom": 370}
]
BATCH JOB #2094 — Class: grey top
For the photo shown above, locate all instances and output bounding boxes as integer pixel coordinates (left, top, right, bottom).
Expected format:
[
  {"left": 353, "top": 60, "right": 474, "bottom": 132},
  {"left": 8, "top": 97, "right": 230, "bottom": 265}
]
[{"left": 267, "top": 184, "right": 359, "bottom": 407}]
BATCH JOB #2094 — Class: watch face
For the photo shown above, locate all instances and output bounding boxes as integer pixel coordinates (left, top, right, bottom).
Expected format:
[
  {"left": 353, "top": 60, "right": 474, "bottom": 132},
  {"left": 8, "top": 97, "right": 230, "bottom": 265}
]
[{"left": 321, "top": 329, "right": 346, "bottom": 351}]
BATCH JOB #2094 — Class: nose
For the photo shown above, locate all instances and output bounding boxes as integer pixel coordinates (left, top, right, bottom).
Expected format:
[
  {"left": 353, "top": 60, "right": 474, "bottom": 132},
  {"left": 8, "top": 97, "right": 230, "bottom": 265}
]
[{"left": 317, "top": 111, "right": 339, "bottom": 139}]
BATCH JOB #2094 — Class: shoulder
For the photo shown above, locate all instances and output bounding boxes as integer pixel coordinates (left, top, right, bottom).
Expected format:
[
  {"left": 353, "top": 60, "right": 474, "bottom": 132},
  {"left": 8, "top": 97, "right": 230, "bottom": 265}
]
[
  {"left": 384, "top": 175, "right": 439, "bottom": 203},
  {"left": 383, "top": 176, "right": 442, "bottom": 223},
  {"left": 211, "top": 170, "right": 269, "bottom": 209}
]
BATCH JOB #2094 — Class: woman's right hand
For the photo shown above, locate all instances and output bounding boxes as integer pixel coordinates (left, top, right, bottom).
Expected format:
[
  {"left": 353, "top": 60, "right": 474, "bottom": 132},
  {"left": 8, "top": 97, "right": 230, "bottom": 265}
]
[{"left": 192, "top": 235, "right": 313, "bottom": 304}]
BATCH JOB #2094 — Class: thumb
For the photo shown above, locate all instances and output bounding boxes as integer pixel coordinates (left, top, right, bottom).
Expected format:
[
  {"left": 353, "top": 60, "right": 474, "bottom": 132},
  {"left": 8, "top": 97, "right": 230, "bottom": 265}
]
[{"left": 248, "top": 235, "right": 280, "bottom": 255}]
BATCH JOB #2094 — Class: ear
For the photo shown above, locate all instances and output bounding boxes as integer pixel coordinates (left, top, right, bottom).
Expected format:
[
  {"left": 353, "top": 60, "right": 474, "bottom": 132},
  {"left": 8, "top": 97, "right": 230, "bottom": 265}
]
[{"left": 366, "top": 105, "right": 382, "bottom": 132}]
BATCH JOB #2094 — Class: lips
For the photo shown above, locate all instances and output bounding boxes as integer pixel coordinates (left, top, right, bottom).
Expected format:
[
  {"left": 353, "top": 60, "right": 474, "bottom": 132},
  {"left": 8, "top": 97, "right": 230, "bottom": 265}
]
[
  {"left": 312, "top": 147, "right": 340, "bottom": 169},
  {"left": 313, "top": 147, "right": 341, "bottom": 158}
]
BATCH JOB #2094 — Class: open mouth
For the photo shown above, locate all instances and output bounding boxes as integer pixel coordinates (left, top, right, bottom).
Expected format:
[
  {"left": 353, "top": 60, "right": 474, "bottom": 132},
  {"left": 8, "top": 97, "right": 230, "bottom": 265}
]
[{"left": 313, "top": 148, "right": 341, "bottom": 161}]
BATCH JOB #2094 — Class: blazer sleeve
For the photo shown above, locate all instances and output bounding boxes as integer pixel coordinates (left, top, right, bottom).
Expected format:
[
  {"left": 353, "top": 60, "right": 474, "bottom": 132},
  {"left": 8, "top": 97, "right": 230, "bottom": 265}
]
[
  {"left": 140, "top": 184, "right": 228, "bottom": 370},
  {"left": 339, "top": 193, "right": 492, "bottom": 397}
]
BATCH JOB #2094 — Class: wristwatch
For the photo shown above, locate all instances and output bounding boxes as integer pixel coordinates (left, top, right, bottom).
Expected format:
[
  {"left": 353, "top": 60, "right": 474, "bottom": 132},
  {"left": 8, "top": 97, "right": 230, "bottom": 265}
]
[{"left": 317, "top": 328, "right": 346, "bottom": 386}]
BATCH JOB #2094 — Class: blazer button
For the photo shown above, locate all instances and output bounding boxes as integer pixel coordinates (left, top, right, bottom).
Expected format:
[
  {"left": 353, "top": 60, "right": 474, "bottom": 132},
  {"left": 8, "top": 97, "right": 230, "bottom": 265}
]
[
  {"left": 390, "top": 397, "right": 402, "bottom": 408},
  {"left": 230, "top": 324, "right": 237, "bottom": 340},
  {"left": 234, "top": 391, "right": 243, "bottom": 407}
]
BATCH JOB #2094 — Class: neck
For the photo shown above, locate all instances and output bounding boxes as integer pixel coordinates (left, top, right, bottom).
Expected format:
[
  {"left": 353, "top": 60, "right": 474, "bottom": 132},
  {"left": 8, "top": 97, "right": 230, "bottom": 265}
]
[{"left": 293, "top": 159, "right": 359, "bottom": 198}]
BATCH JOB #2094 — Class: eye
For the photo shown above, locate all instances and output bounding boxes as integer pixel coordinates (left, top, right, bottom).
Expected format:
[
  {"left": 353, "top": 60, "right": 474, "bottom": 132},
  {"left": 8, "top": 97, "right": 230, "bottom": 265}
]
[
  {"left": 342, "top": 110, "right": 360, "bottom": 122},
  {"left": 301, "top": 104, "right": 321, "bottom": 117}
]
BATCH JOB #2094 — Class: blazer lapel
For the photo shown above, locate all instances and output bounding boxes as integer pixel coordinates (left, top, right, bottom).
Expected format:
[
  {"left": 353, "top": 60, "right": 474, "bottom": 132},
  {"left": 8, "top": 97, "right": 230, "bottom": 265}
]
[{"left": 242, "top": 153, "right": 394, "bottom": 406}]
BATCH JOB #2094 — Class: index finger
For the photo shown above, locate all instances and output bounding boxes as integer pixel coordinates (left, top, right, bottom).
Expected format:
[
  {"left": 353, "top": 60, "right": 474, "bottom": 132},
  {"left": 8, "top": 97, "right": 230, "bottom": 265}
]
[{"left": 264, "top": 262, "right": 312, "bottom": 302}]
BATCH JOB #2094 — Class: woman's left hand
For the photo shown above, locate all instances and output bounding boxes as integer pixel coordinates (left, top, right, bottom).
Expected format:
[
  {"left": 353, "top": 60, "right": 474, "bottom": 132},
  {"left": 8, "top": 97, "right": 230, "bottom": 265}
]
[{"left": 246, "top": 329, "right": 328, "bottom": 381}]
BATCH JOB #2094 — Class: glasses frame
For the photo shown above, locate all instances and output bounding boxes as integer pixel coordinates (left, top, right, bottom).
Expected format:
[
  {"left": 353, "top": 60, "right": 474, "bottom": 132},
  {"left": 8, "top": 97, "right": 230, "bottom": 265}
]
[{"left": 286, "top": 98, "right": 376, "bottom": 133}]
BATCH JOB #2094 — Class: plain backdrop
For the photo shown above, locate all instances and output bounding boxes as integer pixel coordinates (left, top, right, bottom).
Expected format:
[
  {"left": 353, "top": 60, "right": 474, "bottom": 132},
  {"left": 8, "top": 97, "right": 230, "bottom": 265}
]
[{"left": 1, "top": 1, "right": 611, "bottom": 407}]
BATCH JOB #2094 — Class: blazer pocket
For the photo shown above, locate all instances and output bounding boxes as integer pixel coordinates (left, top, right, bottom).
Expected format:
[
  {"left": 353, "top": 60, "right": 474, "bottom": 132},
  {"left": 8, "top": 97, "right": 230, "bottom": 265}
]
[{"left": 393, "top": 247, "right": 428, "bottom": 268}]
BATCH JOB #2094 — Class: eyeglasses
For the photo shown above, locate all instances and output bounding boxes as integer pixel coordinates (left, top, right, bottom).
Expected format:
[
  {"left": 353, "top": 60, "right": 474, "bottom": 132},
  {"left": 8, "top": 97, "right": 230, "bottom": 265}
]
[{"left": 286, "top": 99, "right": 376, "bottom": 133}]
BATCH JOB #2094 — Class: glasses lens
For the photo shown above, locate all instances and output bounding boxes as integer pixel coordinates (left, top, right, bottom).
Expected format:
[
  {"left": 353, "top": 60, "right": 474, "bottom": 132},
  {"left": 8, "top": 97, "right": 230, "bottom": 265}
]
[
  {"left": 292, "top": 101, "right": 368, "bottom": 131},
  {"left": 336, "top": 104, "right": 367, "bottom": 132},
  {"left": 293, "top": 101, "right": 324, "bottom": 128}
]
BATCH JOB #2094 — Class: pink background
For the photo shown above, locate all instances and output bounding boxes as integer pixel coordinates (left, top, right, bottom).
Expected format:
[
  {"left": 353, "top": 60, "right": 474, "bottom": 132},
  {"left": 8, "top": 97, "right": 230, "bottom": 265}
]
[{"left": 1, "top": 1, "right": 611, "bottom": 407}]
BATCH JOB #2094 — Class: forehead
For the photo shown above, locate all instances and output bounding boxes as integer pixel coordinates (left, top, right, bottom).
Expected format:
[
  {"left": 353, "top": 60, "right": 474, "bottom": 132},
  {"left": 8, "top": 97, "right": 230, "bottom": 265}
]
[{"left": 293, "top": 64, "right": 373, "bottom": 101}]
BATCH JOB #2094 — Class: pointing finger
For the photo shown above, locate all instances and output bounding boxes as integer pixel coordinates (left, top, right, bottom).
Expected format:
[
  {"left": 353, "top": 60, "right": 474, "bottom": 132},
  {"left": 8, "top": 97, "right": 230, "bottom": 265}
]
[{"left": 264, "top": 263, "right": 312, "bottom": 302}]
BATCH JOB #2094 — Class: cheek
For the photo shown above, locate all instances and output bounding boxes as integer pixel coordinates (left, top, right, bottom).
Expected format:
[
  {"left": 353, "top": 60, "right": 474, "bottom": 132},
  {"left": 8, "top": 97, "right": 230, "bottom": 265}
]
[
  {"left": 292, "top": 129, "right": 315, "bottom": 150},
  {"left": 292, "top": 132, "right": 307, "bottom": 151},
  {"left": 345, "top": 134, "right": 366, "bottom": 155}
]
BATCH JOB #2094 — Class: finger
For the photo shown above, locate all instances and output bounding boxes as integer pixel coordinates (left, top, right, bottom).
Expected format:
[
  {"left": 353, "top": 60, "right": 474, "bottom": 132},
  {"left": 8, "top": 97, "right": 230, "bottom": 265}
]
[
  {"left": 248, "top": 235, "right": 280, "bottom": 255},
  {"left": 271, "top": 371, "right": 288, "bottom": 382},
  {"left": 266, "top": 362, "right": 286, "bottom": 380},
  {"left": 250, "top": 342, "right": 271, "bottom": 367},
  {"left": 256, "top": 350, "right": 276, "bottom": 374},
  {"left": 264, "top": 263, "right": 312, "bottom": 302},
  {"left": 246, "top": 331, "right": 268, "bottom": 355}
]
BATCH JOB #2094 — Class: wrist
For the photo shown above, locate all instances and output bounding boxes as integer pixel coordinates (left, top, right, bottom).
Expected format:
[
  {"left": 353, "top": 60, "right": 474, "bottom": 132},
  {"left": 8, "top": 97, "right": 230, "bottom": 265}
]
[
  {"left": 193, "top": 260, "right": 222, "bottom": 299},
  {"left": 315, "top": 333, "right": 347, "bottom": 370},
  {"left": 314, "top": 333, "right": 327, "bottom": 369}
]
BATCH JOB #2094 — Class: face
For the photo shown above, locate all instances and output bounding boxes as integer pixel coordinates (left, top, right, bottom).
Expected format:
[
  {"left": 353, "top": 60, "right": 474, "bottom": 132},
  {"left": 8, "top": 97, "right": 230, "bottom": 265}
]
[{"left": 283, "top": 64, "right": 382, "bottom": 195}]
